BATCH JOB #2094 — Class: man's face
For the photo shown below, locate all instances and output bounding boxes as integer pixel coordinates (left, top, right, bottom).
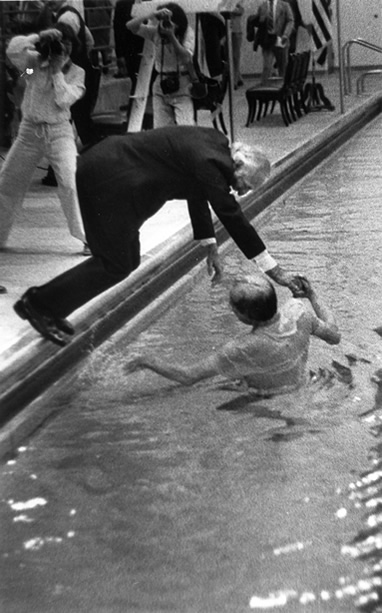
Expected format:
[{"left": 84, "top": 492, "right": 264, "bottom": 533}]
[{"left": 232, "top": 167, "right": 252, "bottom": 196}]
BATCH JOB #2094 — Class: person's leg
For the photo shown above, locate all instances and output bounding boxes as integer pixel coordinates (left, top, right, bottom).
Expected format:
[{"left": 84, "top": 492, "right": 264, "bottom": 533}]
[
  {"left": 27, "top": 164, "right": 142, "bottom": 318},
  {"left": 261, "top": 48, "right": 275, "bottom": 83},
  {"left": 173, "top": 76, "right": 195, "bottom": 126},
  {"left": 274, "top": 43, "right": 289, "bottom": 78},
  {"left": 199, "top": 13, "right": 225, "bottom": 78},
  {"left": 0, "top": 121, "right": 43, "bottom": 247},
  {"left": 30, "top": 253, "right": 130, "bottom": 317},
  {"left": 47, "top": 123, "right": 86, "bottom": 244},
  {"left": 152, "top": 79, "right": 176, "bottom": 127}
]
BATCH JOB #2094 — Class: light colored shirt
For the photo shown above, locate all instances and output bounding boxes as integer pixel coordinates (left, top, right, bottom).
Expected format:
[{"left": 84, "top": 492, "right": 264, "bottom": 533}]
[
  {"left": 7, "top": 34, "right": 85, "bottom": 124},
  {"left": 138, "top": 22, "right": 195, "bottom": 73},
  {"left": 212, "top": 298, "right": 319, "bottom": 393}
]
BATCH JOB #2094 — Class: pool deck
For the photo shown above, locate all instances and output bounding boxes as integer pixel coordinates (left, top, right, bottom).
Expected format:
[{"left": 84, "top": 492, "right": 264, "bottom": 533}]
[{"left": 1, "top": 69, "right": 382, "bottom": 450}]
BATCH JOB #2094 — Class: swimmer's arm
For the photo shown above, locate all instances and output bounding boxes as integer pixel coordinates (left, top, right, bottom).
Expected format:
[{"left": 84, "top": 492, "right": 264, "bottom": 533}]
[
  {"left": 306, "top": 290, "right": 341, "bottom": 345},
  {"left": 124, "top": 353, "right": 219, "bottom": 385}
]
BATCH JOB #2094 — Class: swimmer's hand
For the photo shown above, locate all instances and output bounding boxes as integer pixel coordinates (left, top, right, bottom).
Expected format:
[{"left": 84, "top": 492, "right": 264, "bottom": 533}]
[
  {"left": 266, "top": 265, "right": 306, "bottom": 294},
  {"left": 290, "top": 275, "right": 313, "bottom": 298},
  {"left": 124, "top": 352, "right": 145, "bottom": 374},
  {"left": 206, "top": 243, "right": 223, "bottom": 285}
]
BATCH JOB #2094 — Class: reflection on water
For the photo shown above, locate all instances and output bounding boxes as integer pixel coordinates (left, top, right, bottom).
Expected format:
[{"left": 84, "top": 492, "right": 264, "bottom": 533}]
[{"left": 2, "top": 120, "right": 382, "bottom": 612}]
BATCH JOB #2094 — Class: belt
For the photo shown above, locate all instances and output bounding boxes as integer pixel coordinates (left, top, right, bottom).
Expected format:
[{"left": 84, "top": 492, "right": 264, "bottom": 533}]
[{"left": 161, "top": 70, "right": 189, "bottom": 76}]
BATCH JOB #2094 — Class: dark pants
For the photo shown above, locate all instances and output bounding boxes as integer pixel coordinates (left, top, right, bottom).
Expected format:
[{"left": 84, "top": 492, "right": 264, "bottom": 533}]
[{"left": 33, "top": 168, "right": 141, "bottom": 318}]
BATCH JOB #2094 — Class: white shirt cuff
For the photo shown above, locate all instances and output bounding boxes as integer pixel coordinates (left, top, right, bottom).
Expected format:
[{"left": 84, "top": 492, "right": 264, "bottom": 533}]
[
  {"left": 253, "top": 250, "right": 278, "bottom": 272},
  {"left": 199, "top": 238, "right": 217, "bottom": 246}
]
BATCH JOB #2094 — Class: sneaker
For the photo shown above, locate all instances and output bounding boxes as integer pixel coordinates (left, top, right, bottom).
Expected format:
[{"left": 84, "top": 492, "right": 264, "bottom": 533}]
[{"left": 82, "top": 243, "right": 92, "bottom": 256}]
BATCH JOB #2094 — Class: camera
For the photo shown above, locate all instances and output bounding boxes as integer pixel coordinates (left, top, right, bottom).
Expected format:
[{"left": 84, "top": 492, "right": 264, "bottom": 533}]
[
  {"left": 160, "top": 74, "right": 179, "bottom": 95},
  {"left": 160, "top": 16, "right": 172, "bottom": 28},
  {"left": 36, "top": 39, "right": 65, "bottom": 60}
]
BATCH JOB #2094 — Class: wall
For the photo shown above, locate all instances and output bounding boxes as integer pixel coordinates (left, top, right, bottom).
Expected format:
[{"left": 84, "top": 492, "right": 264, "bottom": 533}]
[{"left": 240, "top": 0, "right": 382, "bottom": 76}]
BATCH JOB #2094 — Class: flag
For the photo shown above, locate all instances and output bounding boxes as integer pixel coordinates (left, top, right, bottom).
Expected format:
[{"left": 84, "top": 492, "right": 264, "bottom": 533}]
[{"left": 311, "top": 0, "right": 332, "bottom": 65}]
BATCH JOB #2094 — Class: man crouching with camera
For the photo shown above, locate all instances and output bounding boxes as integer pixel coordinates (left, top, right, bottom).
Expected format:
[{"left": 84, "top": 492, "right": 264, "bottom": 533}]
[{"left": 0, "top": 24, "right": 88, "bottom": 251}]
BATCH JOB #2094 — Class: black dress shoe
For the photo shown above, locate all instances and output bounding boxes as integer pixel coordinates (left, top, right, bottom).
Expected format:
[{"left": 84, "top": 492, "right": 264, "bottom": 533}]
[
  {"left": 0, "top": 285, "right": 7, "bottom": 294},
  {"left": 13, "top": 289, "right": 69, "bottom": 346},
  {"left": 20, "top": 287, "right": 74, "bottom": 335}
]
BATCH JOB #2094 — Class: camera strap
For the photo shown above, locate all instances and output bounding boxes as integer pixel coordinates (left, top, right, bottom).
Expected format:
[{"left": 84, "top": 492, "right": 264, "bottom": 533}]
[{"left": 159, "top": 38, "right": 179, "bottom": 79}]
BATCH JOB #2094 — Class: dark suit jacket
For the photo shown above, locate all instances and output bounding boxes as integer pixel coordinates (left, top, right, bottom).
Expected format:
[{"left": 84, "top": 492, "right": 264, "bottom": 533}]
[
  {"left": 77, "top": 126, "right": 266, "bottom": 260},
  {"left": 247, "top": 0, "right": 294, "bottom": 51}
]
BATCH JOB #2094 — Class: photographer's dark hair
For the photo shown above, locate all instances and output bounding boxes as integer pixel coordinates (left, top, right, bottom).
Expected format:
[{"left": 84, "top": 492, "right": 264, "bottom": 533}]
[
  {"left": 55, "top": 22, "right": 81, "bottom": 57},
  {"left": 158, "top": 2, "right": 188, "bottom": 42}
]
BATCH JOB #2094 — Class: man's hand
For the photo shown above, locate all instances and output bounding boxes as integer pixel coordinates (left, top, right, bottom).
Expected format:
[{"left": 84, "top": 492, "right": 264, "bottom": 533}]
[
  {"left": 265, "top": 264, "right": 308, "bottom": 295},
  {"left": 206, "top": 243, "right": 223, "bottom": 285}
]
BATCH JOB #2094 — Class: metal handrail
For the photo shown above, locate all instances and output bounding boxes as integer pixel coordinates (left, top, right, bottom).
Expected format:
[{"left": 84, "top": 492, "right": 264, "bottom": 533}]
[
  {"left": 356, "top": 69, "right": 382, "bottom": 95},
  {"left": 342, "top": 38, "right": 382, "bottom": 94}
]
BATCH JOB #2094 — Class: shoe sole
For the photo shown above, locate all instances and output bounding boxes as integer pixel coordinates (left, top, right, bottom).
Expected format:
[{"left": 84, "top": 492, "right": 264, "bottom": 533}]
[{"left": 14, "top": 300, "right": 67, "bottom": 346}]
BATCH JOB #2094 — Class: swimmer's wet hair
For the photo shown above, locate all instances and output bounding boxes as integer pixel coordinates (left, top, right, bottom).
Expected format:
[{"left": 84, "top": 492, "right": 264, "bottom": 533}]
[{"left": 229, "top": 276, "right": 277, "bottom": 323}]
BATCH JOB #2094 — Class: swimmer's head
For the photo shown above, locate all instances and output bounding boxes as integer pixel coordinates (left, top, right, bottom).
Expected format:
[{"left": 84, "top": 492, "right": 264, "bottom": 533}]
[
  {"left": 229, "top": 275, "right": 277, "bottom": 326},
  {"left": 231, "top": 143, "right": 271, "bottom": 196}
]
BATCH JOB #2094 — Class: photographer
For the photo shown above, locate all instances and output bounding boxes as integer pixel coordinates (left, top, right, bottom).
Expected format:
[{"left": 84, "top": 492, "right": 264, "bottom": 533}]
[
  {"left": 126, "top": 2, "right": 195, "bottom": 127},
  {"left": 0, "top": 25, "right": 87, "bottom": 251}
]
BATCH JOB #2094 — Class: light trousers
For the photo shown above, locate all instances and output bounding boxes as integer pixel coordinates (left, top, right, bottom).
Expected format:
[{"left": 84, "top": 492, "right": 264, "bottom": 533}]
[
  {"left": 0, "top": 119, "right": 85, "bottom": 247},
  {"left": 152, "top": 75, "right": 195, "bottom": 128}
]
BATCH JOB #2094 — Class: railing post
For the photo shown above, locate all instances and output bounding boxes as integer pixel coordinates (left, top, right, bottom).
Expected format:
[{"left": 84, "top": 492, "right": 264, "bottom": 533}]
[
  {"left": 0, "top": 3, "right": 7, "bottom": 147},
  {"left": 336, "top": 0, "right": 345, "bottom": 112}
]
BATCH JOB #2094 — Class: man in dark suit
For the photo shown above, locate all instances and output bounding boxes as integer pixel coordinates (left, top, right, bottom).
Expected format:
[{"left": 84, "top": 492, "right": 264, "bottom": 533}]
[
  {"left": 247, "top": 0, "right": 294, "bottom": 83},
  {"left": 14, "top": 126, "right": 304, "bottom": 345}
]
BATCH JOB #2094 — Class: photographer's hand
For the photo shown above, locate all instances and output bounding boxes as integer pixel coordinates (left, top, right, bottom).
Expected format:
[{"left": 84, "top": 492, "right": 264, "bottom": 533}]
[
  {"left": 155, "top": 8, "right": 172, "bottom": 21},
  {"left": 50, "top": 53, "right": 68, "bottom": 74},
  {"left": 39, "top": 28, "right": 63, "bottom": 45}
]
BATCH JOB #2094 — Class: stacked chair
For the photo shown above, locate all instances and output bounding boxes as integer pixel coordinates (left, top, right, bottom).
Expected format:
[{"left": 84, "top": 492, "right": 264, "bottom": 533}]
[{"left": 245, "top": 51, "right": 311, "bottom": 127}]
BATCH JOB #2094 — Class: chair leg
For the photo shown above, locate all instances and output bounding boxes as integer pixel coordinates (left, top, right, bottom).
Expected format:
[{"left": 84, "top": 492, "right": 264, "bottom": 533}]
[
  {"left": 256, "top": 101, "right": 263, "bottom": 121},
  {"left": 299, "top": 90, "right": 308, "bottom": 114},
  {"left": 218, "top": 111, "right": 228, "bottom": 135},
  {"left": 293, "top": 93, "right": 302, "bottom": 118},
  {"left": 245, "top": 97, "right": 255, "bottom": 126},
  {"left": 280, "top": 100, "right": 290, "bottom": 126},
  {"left": 263, "top": 101, "right": 269, "bottom": 118},
  {"left": 287, "top": 95, "right": 296, "bottom": 122},
  {"left": 270, "top": 100, "right": 276, "bottom": 114}
]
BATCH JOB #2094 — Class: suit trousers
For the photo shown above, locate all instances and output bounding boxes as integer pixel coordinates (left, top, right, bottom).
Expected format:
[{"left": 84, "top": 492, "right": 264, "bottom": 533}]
[
  {"left": 33, "top": 166, "right": 141, "bottom": 318},
  {"left": 261, "top": 43, "right": 289, "bottom": 83}
]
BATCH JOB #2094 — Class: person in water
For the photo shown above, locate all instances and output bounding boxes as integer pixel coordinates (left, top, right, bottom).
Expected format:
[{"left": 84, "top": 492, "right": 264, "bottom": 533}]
[{"left": 124, "top": 275, "right": 341, "bottom": 395}]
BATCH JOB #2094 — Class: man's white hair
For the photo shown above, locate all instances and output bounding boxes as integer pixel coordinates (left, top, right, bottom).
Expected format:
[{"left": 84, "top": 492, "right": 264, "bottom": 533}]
[{"left": 231, "top": 142, "right": 271, "bottom": 191}]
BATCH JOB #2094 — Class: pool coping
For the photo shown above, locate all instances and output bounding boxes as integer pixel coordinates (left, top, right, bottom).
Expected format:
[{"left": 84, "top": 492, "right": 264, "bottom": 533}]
[{"left": 1, "top": 92, "right": 382, "bottom": 457}]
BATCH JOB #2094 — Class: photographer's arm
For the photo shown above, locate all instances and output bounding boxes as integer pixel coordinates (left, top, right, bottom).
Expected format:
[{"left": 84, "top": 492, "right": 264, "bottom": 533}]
[
  {"left": 164, "top": 26, "right": 193, "bottom": 64},
  {"left": 6, "top": 34, "right": 40, "bottom": 71},
  {"left": 126, "top": 8, "right": 169, "bottom": 35},
  {"left": 52, "top": 64, "right": 86, "bottom": 109}
]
